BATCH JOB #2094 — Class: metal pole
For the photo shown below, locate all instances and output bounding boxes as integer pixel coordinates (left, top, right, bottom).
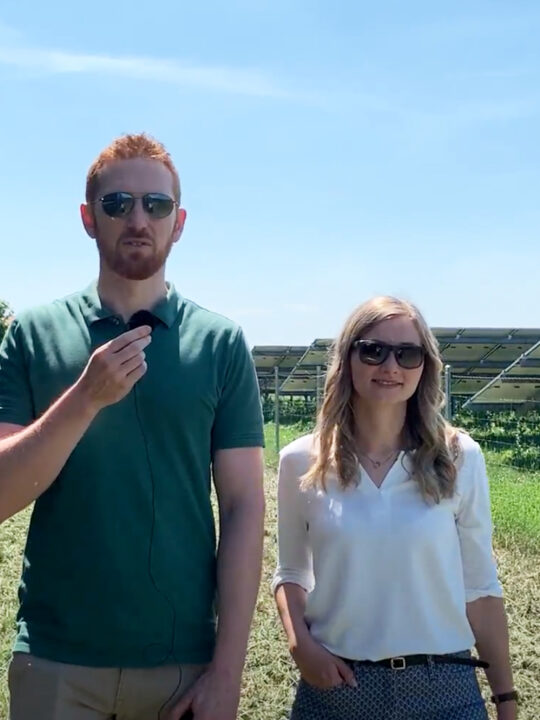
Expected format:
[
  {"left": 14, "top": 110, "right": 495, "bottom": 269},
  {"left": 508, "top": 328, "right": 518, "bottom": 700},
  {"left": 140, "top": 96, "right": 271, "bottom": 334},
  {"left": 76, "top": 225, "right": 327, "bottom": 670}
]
[
  {"left": 316, "top": 365, "right": 322, "bottom": 412},
  {"left": 444, "top": 364, "right": 452, "bottom": 421},
  {"left": 274, "top": 365, "right": 280, "bottom": 454}
]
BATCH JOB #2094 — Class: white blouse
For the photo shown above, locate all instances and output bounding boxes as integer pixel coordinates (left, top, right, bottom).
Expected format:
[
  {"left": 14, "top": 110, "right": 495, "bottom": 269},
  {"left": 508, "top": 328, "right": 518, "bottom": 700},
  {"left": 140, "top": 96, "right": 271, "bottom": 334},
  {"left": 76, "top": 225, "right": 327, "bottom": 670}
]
[{"left": 272, "top": 432, "right": 503, "bottom": 661}]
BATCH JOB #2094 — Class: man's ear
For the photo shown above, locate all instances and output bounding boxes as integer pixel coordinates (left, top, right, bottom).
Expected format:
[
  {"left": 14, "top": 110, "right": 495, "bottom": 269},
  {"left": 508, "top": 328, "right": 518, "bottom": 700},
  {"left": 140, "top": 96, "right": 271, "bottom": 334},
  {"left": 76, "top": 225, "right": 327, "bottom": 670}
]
[
  {"left": 80, "top": 203, "right": 96, "bottom": 238},
  {"left": 173, "top": 208, "right": 187, "bottom": 244}
]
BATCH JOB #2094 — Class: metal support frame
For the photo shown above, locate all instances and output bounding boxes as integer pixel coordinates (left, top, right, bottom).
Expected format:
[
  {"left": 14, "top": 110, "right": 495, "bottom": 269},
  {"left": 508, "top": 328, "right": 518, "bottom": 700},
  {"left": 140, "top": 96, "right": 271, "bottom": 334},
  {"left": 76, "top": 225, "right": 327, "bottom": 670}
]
[
  {"left": 316, "top": 365, "right": 322, "bottom": 411},
  {"left": 274, "top": 365, "right": 280, "bottom": 453},
  {"left": 463, "top": 339, "right": 540, "bottom": 409},
  {"left": 444, "top": 364, "right": 452, "bottom": 420}
]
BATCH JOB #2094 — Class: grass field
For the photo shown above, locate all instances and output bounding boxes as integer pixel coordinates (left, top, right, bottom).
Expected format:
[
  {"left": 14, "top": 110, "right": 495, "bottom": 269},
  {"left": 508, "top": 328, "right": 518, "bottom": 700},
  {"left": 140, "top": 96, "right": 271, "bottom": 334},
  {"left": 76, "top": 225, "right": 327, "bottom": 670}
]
[{"left": 1, "top": 424, "right": 539, "bottom": 719}]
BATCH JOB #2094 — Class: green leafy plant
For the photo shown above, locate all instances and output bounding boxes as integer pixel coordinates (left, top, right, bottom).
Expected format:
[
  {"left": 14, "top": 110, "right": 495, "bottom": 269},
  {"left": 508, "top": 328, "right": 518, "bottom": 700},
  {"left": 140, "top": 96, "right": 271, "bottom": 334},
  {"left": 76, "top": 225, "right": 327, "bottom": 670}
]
[{"left": 0, "top": 300, "right": 12, "bottom": 344}]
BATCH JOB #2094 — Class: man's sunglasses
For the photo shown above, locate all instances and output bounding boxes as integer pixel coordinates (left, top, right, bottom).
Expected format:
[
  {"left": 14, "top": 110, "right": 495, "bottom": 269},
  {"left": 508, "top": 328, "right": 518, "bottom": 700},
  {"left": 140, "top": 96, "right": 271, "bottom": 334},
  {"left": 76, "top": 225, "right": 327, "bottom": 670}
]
[
  {"left": 94, "top": 192, "right": 177, "bottom": 219},
  {"left": 352, "top": 340, "right": 425, "bottom": 369}
]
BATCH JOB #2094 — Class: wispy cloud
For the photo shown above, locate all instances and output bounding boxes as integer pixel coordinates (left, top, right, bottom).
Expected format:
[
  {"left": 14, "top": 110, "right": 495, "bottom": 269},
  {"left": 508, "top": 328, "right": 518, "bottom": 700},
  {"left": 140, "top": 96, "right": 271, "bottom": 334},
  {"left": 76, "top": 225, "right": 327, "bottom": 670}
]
[
  {"left": 0, "top": 30, "right": 289, "bottom": 98},
  {"left": 1, "top": 20, "right": 537, "bottom": 125}
]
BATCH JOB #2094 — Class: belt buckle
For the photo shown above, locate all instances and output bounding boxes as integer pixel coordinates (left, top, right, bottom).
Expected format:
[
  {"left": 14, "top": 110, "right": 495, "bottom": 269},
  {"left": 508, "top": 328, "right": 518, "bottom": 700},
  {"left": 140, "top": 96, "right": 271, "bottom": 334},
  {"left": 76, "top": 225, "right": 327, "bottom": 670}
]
[{"left": 390, "top": 656, "right": 406, "bottom": 670}]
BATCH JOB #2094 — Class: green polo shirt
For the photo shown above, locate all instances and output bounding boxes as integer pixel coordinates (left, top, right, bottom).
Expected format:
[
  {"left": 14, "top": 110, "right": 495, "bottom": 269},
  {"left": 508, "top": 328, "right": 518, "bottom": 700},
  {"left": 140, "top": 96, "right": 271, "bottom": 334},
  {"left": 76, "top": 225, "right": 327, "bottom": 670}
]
[{"left": 0, "top": 282, "right": 264, "bottom": 667}]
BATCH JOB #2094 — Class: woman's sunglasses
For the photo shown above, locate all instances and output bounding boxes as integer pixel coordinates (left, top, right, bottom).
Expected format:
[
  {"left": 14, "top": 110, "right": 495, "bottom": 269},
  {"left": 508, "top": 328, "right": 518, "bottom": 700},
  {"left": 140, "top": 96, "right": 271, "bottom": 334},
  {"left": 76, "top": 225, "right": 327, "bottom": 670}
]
[
  {"left": 353, "top": 339, "right": 425, "bottom": 369},
  {"left": 94, "top": 192, "right": 177, "bottom": 219}
]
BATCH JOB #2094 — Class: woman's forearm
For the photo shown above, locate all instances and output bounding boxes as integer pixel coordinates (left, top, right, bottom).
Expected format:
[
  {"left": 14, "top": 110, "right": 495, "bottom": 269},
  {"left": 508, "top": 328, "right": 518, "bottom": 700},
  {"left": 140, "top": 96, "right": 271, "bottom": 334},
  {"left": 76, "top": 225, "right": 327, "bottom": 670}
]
[
  {"left": 466, "top": 596, "right": 515, "bottom": 695},
  {"left": 275, "top": 582, "right": 311, "bottom": 652}
]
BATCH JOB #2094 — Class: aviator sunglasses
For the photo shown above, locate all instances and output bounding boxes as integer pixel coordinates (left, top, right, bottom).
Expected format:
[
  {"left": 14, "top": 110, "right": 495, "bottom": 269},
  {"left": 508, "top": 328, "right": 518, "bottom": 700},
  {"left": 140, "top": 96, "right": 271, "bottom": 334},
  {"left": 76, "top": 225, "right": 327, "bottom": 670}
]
[
  {"left": 353, "top": 339, "right": 425, "bottom": 369},
  {"left": 94, "top": 192, "right": 177, "bottom": 219}
]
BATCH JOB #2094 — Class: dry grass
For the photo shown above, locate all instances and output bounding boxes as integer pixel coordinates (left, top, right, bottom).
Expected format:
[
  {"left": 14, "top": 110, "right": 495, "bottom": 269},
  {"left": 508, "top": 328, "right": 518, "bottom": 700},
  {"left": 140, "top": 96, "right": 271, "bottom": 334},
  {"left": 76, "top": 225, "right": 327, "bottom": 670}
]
[
  {"left": 0, "top": 506, "right": 30, "bottom": 718},
  {"left": 239, "top": 467, "right": 540, "bottom": 720},
  {"left": 482, "top": 545, "right": 539, "bottom": 717},
  {"left": 1, "top": 458, "right": 539, "bottom": 719}
]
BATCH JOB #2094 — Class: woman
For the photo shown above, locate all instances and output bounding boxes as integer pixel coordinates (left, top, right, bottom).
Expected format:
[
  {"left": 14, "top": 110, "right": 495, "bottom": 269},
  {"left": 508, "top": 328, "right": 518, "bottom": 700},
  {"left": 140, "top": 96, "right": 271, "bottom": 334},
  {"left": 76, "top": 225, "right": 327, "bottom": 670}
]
[{"left": 273, "top": 297, "right": 517, "bottom": 720}]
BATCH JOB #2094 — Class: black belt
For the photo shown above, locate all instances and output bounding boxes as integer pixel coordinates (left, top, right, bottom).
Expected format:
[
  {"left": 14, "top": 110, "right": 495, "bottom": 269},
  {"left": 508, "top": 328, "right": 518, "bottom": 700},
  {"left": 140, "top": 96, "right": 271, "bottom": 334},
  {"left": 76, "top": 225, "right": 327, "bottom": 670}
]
[{"left": 348, "top": 654, "right": 489, "bottom": 671}]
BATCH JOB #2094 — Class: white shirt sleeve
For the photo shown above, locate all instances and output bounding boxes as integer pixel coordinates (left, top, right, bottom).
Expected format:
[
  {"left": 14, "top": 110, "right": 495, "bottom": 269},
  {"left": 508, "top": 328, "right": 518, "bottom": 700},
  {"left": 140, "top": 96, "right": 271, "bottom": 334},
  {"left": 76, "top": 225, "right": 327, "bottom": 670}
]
[
  {"left": 455, "top": 439, "right": 503, "bottom": 602},
  {"left": 271, "top": 441, "right": 315, "bottom": 594}
]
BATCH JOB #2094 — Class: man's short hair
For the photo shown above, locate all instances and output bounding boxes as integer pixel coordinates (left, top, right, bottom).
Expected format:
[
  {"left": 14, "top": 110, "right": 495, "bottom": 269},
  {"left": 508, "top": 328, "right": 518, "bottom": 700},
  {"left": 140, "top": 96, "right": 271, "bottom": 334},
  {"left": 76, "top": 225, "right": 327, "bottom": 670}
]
[{"left": 86, "top": 133, "right": 181, "bottom": 203}]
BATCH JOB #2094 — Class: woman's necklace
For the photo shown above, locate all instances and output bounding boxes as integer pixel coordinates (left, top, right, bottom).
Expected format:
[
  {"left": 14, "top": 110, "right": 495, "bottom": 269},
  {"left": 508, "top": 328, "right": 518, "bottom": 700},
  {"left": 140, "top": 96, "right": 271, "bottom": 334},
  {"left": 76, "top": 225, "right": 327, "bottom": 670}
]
[{"left": 358, "top": 448, "right": 400, "bottom": 469}]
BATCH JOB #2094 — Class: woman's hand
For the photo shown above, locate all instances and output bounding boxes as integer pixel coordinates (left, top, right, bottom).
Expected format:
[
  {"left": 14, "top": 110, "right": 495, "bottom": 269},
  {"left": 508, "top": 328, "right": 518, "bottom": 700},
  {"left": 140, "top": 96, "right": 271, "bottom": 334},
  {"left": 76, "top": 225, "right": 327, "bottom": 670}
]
[
  {"left": 291, "top": 635, "right": 357, "bottom": 689},
  {"left": 495, "top": 700, "right": 518, "bottom": 720}
]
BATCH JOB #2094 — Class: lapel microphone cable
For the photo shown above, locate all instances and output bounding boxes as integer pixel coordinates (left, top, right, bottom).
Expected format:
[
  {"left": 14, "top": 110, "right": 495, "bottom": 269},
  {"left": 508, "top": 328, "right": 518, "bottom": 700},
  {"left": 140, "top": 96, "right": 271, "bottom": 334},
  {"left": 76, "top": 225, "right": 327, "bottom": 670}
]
[{"left": 127, "top": 311, "right": 191, "bottom": 719}]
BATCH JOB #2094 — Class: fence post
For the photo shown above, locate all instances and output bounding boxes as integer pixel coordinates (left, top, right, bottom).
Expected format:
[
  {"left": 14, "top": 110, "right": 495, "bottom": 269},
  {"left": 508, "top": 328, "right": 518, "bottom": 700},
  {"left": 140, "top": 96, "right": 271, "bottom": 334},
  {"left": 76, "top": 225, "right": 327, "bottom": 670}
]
[
  {"left": 444, "top": 364, "right": 452, "bottom": 421},
  {"left": 316, "top": 365, "right": 322, "bottom": 411},
  {"left": 274, "top": 365, "right": 280, "bottom": 454}
]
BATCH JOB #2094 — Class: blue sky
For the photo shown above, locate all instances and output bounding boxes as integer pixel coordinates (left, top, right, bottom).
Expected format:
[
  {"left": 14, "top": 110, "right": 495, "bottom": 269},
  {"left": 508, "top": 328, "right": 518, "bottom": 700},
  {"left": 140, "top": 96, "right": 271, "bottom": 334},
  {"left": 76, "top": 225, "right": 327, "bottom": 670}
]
[{"left": 1, "top": 1, "right": 539, "bottom": 346}]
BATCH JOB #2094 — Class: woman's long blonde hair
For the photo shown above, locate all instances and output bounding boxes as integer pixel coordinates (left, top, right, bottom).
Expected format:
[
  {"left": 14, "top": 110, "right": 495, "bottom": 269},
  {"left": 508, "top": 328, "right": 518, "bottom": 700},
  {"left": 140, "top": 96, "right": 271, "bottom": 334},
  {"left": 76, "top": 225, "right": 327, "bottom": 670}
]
[{"left": 302, "top": 296, "right": 460, "bottom": 503}]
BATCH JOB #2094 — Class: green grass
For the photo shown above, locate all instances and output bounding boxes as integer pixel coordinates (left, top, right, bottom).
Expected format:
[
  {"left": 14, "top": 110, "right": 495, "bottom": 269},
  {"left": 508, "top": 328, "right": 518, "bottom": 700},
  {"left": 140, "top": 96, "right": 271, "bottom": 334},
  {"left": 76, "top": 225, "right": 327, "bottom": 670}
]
[
  {"left": 263, "top": 421, "right": 313, "bottom": 470},
  {"left": 0, "top": 428, "right": 539, "bottom": 719},
  {"left": 484, "top": 451, "right": 540, "bottom": 553},
  {"left": 265, "top": 424, "right": 540, "bottom": 552}
]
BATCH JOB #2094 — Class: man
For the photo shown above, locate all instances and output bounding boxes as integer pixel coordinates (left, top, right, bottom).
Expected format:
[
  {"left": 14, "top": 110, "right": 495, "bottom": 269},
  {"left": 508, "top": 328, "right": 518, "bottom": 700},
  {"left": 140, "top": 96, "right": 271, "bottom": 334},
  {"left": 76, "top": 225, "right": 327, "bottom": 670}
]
[{"left": 0, "top": 134, "right": 265, "bottom": 720}]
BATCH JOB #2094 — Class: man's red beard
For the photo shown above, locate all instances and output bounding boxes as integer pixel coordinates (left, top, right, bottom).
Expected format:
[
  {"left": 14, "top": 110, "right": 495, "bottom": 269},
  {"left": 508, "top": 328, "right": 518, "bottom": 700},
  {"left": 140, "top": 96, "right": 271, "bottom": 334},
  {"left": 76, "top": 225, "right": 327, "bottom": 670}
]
[{"left": 96, "top": 232, "right": 175, "bottom": 281}]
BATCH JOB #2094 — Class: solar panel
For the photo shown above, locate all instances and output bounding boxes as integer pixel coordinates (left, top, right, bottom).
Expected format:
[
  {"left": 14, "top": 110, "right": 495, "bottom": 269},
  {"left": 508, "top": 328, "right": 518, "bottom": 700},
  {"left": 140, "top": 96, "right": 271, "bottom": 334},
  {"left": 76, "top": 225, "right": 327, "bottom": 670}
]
[
  {"left": 253, "top": 329, "right": 540, "bottom": 405},
  {"left": 464, "top": 339, "right": 540, "bottom": 406},
  {"left": 466, "top": 380, "right": 540, "bottom": 404},
  {"left": 252, "top": 346, "right": 309, "bottom": 394}
]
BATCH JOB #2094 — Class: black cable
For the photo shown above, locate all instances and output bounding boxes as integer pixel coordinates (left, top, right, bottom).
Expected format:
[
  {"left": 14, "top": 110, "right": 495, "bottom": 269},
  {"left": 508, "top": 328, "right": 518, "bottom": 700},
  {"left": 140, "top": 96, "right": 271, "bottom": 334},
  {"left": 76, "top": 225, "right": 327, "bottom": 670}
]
[{"left": 128, "top": 311, "right": 186, "bottom": 718}]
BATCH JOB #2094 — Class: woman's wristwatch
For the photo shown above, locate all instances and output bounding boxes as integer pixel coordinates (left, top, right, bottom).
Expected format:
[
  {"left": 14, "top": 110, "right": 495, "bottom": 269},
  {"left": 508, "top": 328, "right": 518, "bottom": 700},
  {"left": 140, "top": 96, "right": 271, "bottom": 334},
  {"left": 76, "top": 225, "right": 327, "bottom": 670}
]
[{"left": 490, "top": 690, "right": 519, "bottom": 705}]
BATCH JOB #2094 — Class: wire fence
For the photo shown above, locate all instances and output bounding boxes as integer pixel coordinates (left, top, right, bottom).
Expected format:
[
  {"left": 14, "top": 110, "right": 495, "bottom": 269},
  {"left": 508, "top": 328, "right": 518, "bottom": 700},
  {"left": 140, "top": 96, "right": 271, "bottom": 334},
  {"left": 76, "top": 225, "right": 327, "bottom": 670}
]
[{"left": 262, "top": 396, "right": 540, "bottom": 472}]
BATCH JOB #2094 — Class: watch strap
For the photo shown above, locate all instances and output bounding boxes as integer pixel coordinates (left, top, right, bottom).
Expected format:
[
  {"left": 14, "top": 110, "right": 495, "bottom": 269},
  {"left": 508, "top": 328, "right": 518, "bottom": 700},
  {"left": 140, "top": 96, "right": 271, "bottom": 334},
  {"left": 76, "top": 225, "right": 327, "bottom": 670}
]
[{"left": 490, "top": 690, "right": 519, "bottom": 705}]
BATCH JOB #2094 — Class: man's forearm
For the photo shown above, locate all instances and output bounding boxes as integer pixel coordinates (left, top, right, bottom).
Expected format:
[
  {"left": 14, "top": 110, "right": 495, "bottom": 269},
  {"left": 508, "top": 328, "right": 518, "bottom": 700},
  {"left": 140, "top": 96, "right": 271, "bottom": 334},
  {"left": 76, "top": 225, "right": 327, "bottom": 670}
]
[
  {"left": 212, "top": 496, "right": 265, "bottom": 679},
  {"left": 0, "top": 382, "right": 98, "bottom": 522},
  {"left": 467, "top": 596, "right": 515, "bottom": 695}
]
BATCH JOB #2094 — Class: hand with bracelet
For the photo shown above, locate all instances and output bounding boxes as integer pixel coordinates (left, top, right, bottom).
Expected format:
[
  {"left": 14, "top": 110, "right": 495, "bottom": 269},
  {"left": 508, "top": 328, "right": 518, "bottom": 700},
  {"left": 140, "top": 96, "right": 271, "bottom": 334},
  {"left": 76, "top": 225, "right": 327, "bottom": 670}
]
[{"left": 492, "top": 690, "right": 518, "bottom": 720}]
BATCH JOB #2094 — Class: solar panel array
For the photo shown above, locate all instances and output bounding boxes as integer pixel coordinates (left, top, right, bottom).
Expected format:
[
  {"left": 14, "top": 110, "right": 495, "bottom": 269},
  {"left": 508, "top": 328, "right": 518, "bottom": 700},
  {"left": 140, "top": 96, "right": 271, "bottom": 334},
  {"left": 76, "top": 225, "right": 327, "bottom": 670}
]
[
  {"left": 252, "top": 328, "right": 540, "bottom": 406},
  {"left": 252, "top": 346, "right": 308, "bottom": 394},
  {"left": 462, "top": 338, "right": 540, "bottom": 407}
]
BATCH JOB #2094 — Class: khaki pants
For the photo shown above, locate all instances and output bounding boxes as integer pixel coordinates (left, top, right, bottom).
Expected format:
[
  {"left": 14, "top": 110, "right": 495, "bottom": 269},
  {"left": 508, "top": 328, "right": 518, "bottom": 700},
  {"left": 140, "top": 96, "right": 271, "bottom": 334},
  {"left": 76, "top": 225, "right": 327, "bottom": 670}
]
[{"left": 8, "top": 652, "right": 206, "bottom": 720}]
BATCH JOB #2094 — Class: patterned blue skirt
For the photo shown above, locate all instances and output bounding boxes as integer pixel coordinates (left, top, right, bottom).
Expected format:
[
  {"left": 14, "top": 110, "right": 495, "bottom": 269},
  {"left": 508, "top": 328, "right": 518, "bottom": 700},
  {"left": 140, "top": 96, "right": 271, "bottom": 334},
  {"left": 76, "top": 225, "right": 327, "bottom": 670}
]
[{"left": 290, "top": 652, "right": 488, "bottom": 720}]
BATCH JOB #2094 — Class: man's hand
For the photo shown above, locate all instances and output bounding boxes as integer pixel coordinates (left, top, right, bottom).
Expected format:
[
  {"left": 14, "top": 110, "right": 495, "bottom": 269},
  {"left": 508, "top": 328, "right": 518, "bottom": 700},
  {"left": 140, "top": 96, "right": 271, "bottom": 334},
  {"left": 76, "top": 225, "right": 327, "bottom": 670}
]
[
  {"left": 0, "top": 324, "right": 153, "bottom": 523},
  {"left": 291, "top": 635, "right": 357, "bottom": 690},
  {"left": 166, "top": 666, "right": 241, "bottom": 720},
  {"left": 75, "top": 326, "right": 151, "bottom": 412}
]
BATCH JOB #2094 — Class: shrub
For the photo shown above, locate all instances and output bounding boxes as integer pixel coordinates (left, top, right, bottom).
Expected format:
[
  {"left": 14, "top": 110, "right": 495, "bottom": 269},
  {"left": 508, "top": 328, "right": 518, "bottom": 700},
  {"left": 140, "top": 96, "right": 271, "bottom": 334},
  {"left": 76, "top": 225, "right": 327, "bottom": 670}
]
[{"left": 0, "top": 300, "right": 12, "bottom": 344}]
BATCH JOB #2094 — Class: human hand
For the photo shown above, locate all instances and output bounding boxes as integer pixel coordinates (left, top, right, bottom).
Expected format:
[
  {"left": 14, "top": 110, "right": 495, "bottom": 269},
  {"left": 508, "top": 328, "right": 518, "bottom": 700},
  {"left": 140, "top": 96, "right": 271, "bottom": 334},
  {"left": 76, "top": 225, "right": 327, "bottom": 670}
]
[
  {"left": 165, "top": 666, "right": 241, "bottom": 720},
  {"left": 291, "top": 635, "right": 357, "bottom": 689},
  {"left": 75, "top": 326, "right": 152, "bottom": 412}
]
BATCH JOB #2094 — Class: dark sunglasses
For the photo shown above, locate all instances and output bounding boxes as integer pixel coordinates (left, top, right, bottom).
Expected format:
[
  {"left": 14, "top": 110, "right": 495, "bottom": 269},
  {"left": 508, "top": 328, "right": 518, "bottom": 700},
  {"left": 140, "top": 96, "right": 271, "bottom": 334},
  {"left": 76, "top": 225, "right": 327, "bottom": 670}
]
[
  {"left": 94, "top": 192, "right": 177, "bottom": 219},
  {"left": 353, "top": 339, "right": 425, "bottom": 369}
]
